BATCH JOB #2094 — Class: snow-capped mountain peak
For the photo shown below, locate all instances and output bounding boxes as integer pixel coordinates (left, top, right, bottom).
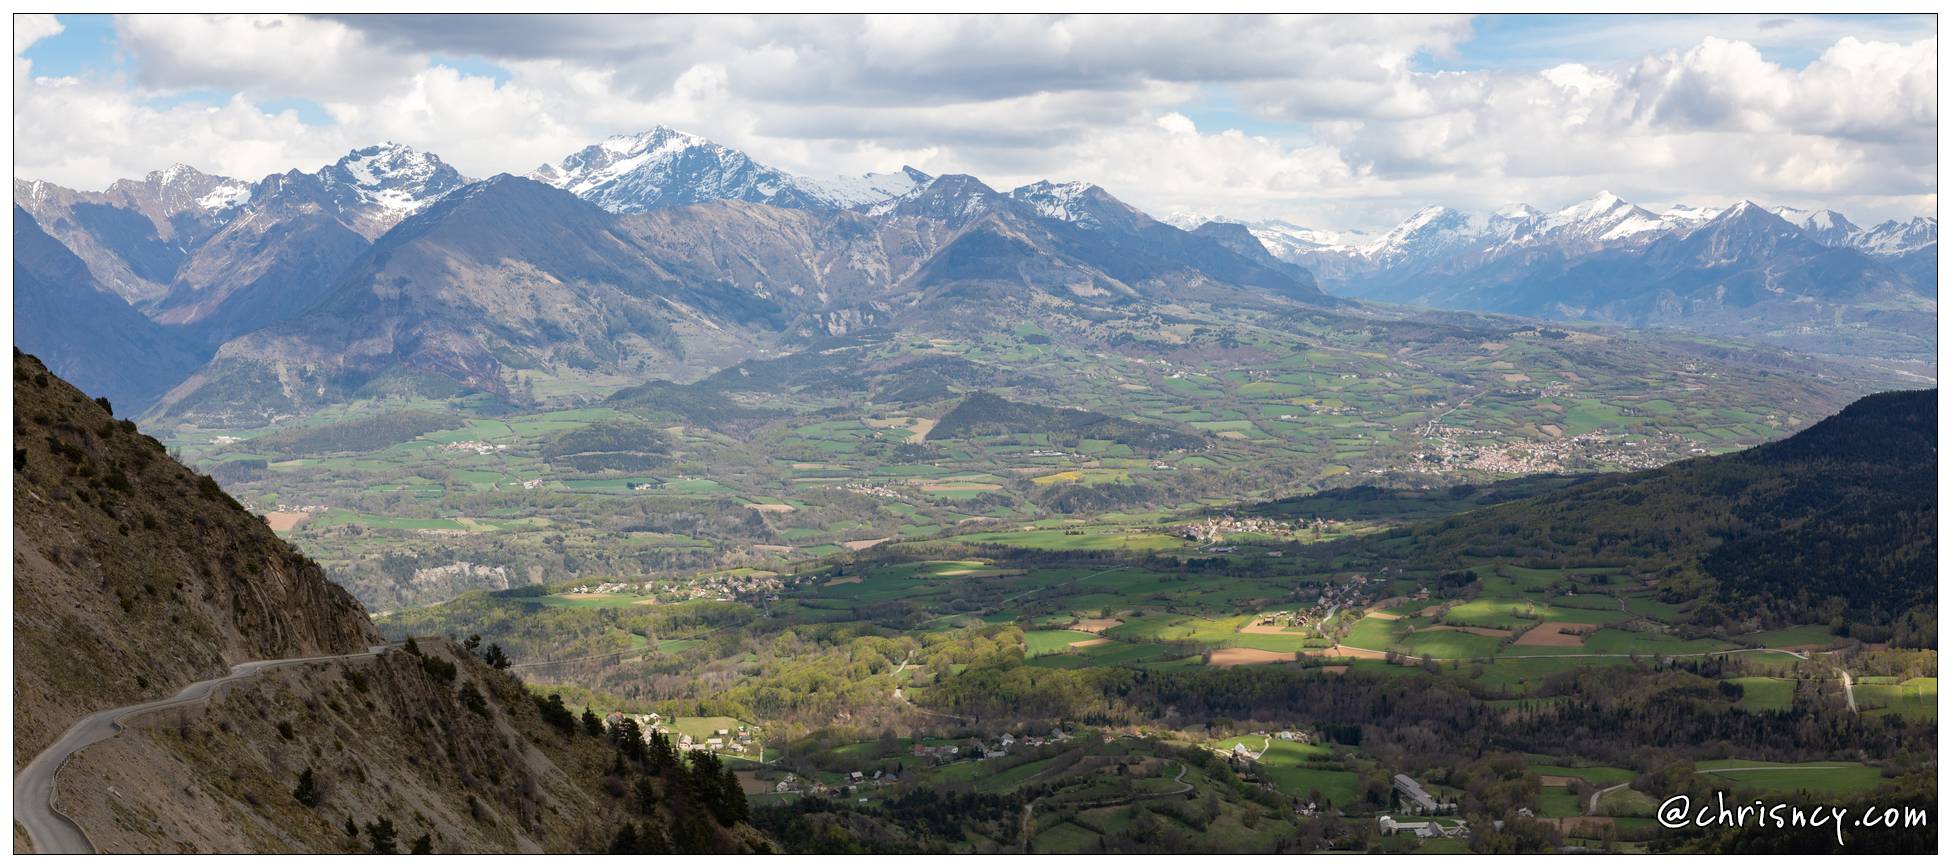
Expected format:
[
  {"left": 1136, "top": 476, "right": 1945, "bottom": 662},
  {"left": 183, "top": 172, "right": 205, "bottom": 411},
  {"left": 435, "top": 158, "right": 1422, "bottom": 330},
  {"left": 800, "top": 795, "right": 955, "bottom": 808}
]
[
  {"left": 1658, "top": 203, "right": 1724, "bottom": 231},
  {"left": 1698, "top": 201, "right": 1796, "bottom": 236},
  {"left": 1160, "top": 213, "right": 1367, "bottom": 259},
  {"left": 318, "top": 142, "right": 468, "bottom": 217},
  {"left": 1005, "top": 179, "right": 1149, "bottom": 230},
  {"left": 798, "top": 165, "right": 934, "bottom": 210},
  {"left": 1565, "top": 190, "right": 1626, "bottom": 219},
  {"left": 531, "top": 127, "right": 716, "bottom": 202},
  {"left": 874, "top": 173, "right": 1000, "bottom": 223},
  {"left": 1535, "top": 191, "right": 1665, "bottom": 244},
  {"left": 532, "top": 126, "right": 928, "bottom": 214},
  {"left": 152, "top": 163, "right": 201, "bottom": 186},
  {"left": 196, "top": 181, "right": 254, "bottom": 213},
  {"left": 600, "top": 126, "right": 704, "bottom": 157},
  {"left": 1255, "top": 219, "right": 1365, "bottom": 250},
  {"left": 1767, "top": 206, "right": 1861, "bottom": 246},
  {"left": 110, "top": 163, "right": 253, "bottom": 218},
  {"left": 1713, "top": 200, "right": 1777, "bottom": 225},
  {"left": 1357, "top": 205, "right": 1488, "bottom": 265},
  {"left": 1852, "top": 216, "right": 1938, "bottom": 256},
  {"left": 1252, "top": 191, "right": 1935, "bottom": 281},
  {"left": 1161, "top": 210, "right": 1224, "bottom": 231},
  {"left": 1400, "top": 204, "right": 1461, "bottom": 229}
]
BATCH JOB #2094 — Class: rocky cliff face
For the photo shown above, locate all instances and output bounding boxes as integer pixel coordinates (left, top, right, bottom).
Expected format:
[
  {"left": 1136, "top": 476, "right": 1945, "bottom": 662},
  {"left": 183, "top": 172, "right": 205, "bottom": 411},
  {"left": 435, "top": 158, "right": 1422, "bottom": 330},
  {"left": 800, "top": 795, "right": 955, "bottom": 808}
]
[{"left": 12, "top": 350, "right": 378, "bottom": 767}]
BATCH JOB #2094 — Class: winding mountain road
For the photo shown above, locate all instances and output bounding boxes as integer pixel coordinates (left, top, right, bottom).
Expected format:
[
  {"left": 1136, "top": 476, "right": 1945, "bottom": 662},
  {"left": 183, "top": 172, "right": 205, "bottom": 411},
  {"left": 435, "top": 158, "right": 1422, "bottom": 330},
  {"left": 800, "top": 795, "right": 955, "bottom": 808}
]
[{"left": 14, "top": 644, "right": 395, "bottom": 854}]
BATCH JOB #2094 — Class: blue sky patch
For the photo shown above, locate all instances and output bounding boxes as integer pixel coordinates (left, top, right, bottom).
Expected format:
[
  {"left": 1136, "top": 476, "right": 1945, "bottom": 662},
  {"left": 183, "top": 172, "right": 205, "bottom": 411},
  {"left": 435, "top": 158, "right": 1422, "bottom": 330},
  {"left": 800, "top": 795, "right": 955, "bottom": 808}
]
[
  {"left": 259, "top": 97, "right": 336, "bottom": 127},
  {"left": 19, "top": 13, "right": 122, "bottom": 78},
  {"left": 430, "top": 55, "right": 512, "bottom": 86}
]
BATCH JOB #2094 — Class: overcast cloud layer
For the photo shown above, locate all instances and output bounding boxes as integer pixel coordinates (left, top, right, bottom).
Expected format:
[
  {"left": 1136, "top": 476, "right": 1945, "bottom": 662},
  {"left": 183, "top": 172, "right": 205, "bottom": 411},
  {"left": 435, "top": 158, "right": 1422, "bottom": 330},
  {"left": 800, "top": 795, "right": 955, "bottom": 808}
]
[{"left": 12, "top": 13, "right": 1937, "bottom": 231}]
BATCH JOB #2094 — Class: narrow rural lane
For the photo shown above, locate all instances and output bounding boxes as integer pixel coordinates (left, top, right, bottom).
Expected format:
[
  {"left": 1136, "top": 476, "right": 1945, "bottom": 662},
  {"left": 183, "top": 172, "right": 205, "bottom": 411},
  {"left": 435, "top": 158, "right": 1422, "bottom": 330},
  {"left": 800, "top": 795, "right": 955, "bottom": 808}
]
[
  {"left": 15, "top": 644, "right": 395, "bottom": 854},
  {"left": 1323, "top": 644, "right": 1815, "bottom": 664},
  {"left": 1420, "top": 388, "right": 1491, "bottom": 437},
  {"left": 887, "top": 649, "right": 973, "bottom": 722},
  {"left": 1589, "top": 782, "right": 1628, "bottom": 814},
  {"left": 1834, "top": 667, "right": 1858, "bottom": 713},
  {"left": 1704, "top": 765, "right": 1852, "bottom": 773},
  {"left": 995, "top": 566, "right": 1125, "bottom": 609},
  {"left": 1210, "top": 736, "right": 1271, "bottom": 760}
]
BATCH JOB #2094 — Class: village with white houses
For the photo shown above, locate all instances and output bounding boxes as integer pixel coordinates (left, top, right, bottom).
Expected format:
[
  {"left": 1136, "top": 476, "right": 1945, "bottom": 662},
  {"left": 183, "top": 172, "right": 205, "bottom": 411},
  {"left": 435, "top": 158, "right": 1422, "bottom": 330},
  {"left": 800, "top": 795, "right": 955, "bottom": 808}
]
[
  {"left": 1244, "top": 572, "right": 1405, "bottom": 638},
  {"left": 604, "top": 705, "right": 1557, "bottom": 845},
  {"left": 565, "top": 568, "right": 794, "bottom": 605},
  {"left": 1214, "top": 728, "right": 1316, "bottom": 761},
  {"left": 1207, "top": 731, "right": 1472, "bottom": 838},
  {"left": 603, "top": 710, "right": 763, "bottom": 758},
  {"left": 440, "top": 439, "right": 511, "bottom": 456},
  {"left": 1177, "top": 514, "right": 1301, "bottom": 545},
  {"left": 767, "top": 727, "right": 1077, "bottom": 799},
  {"left": 1412, "top": 421, "right": 1704, "bottom": 476}
]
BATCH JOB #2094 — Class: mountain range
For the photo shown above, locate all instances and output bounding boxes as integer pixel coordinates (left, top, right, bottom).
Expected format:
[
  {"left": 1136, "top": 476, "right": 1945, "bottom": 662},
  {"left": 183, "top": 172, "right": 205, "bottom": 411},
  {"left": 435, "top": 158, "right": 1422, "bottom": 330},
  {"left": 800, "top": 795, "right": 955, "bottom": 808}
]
[
  {"left": 16, "top": 143, "right": 467, "bottom": 355},
  {"left": 1168, "top": 191, "right": 1936, "bottom": 356},
  {"left": 528, "top": 125, "right": 933, "bottom": 213},
  {"left": 10, "top": 126, "right": 1933, "bottom": 419},
  {"left": 16, "top": 129, "right": 1329, "bottom": 422}
]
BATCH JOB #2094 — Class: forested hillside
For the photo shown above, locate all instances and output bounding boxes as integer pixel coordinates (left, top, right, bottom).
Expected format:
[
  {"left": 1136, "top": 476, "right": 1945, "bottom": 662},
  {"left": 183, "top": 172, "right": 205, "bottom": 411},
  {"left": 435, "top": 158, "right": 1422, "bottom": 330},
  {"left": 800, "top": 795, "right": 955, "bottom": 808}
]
[{"left": 1353, "top": 389, "right": 1935, "bottom": 642}]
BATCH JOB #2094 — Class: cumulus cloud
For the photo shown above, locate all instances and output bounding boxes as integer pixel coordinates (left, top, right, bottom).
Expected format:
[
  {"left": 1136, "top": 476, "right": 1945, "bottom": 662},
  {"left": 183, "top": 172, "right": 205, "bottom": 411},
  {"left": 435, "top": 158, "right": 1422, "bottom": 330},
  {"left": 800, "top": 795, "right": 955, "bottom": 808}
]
[
  {"left": 115, "top": 14, "right": 419, "bottom": 101},
  {"left": 10, "top": 13, "right": 1937, "bottom": 231},
  {"left": 15, "top": 13, "right": 62, "bottom": 56},
  {"left": 14, "top": 78, "right": 340, "bottom": 187}
]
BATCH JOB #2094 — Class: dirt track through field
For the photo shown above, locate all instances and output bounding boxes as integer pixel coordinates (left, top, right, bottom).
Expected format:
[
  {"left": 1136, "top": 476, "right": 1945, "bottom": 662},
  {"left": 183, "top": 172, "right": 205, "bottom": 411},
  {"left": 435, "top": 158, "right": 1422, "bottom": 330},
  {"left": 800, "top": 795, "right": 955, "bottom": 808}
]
[
  {"left": 1208, "top": 647, "right": 1294, "bottom": 667},
  {"left": 1424, "top": 625, "right": 1510, "bottom": 638},
  {"left": 1303, "top": 644, "right": 1391, "bottom": 660},
  {"left": 263, "top": 511, "right": 309, "bottom": 531},
  {"left": 1515, "top": 622, "right": 1598, "bottom": 646}
]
